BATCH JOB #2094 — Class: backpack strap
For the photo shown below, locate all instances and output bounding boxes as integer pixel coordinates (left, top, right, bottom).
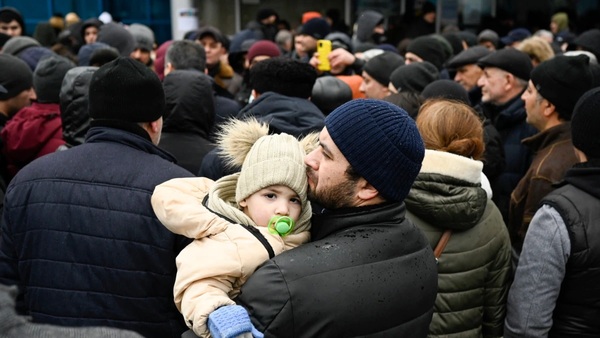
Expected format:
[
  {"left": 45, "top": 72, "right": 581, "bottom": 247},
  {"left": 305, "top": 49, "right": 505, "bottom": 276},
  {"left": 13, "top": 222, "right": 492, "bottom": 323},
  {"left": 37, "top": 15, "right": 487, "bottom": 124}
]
[
  {"left": 434, "top": 229, "right": 452, "bottom": 264},
  {"left": 202, "top": 195, "right": 275, "bottom": 259}
]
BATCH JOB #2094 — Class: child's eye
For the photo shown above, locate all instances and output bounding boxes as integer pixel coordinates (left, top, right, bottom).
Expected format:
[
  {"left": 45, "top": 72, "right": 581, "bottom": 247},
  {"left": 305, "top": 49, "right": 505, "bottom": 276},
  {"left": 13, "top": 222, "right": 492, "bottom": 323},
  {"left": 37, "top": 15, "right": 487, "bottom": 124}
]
[
  {"left": 265, "top": 193, "right": 276, "bottom": 199},
  {"left": 290, "top": 197, "right": 301, "bottom": 204}
]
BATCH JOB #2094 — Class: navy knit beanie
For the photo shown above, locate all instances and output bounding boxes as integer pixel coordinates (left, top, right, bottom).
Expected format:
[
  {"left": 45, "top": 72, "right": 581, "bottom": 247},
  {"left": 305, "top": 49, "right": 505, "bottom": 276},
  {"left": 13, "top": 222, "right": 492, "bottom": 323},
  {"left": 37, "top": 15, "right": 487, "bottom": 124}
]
[{"left": 325, "top": 99, "right": 424, "bottom": 202}]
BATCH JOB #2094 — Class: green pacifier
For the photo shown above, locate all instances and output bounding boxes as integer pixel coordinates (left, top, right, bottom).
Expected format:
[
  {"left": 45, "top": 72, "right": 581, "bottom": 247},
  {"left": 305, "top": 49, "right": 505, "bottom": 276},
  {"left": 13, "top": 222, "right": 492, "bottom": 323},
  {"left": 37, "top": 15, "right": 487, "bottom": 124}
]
[{"left": 268, "top": 216, "right": 295, "bottom": 237}]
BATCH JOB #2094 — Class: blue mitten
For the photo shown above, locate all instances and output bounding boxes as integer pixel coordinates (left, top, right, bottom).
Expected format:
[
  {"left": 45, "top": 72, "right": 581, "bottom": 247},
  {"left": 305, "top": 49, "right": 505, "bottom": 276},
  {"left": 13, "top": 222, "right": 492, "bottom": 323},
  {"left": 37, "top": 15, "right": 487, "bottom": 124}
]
[{"left": 207, "top": 305, "right": 263, "bottom": 338}]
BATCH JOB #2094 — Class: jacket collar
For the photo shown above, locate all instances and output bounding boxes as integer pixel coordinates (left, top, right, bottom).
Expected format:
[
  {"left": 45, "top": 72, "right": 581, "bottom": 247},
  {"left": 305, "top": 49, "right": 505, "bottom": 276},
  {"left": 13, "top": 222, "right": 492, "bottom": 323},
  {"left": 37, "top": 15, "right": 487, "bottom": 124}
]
[
  {"left": 564, "top": 160, "right": 600, "bottom": 199},
  {"left": 310, "top": 202, "right": 405, "bottom": 240},
  {"left": 522, "top": 122, "right": 572, "bottom": 152},
  {"left": 85, "top": 126, "right": 177, "bottom": 163}
]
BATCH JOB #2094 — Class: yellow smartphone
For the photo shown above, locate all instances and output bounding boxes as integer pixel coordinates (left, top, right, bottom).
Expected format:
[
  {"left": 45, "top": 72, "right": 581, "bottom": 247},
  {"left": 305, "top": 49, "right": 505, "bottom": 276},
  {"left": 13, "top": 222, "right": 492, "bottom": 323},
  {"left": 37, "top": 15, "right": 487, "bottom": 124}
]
[{"left": 317, "top": 39, "right": 332, "bottom": 72}]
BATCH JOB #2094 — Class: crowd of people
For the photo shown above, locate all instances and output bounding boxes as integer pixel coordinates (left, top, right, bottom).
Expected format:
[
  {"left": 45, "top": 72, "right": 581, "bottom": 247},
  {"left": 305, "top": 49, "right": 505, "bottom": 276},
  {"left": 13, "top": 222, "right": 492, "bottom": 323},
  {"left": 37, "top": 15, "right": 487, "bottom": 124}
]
[{"left": 0, "top": 3, "right": 600, "bottom": 338}]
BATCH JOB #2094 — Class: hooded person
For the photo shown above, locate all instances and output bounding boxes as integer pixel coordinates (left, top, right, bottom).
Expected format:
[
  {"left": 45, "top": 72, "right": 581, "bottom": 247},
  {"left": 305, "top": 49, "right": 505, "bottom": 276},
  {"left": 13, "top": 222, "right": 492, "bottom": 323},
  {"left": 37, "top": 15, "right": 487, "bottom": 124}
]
[
  {"left": 152, "top": 117, "right": 317, "bottom": 338},
  {"left": 0, "top": 7, "right": 25, "bottom": 36},
  {"left": 159, "top": 70, "right": 216, "bottom": 174},
  {"left": 353, "top": 10, "right": 385, "bottom": 52},
  {"left": 80, "top": 18, "right": 103, "bottom": 45},
  {"left": 58, "top": 66, "right": 98, "bottom": 149},
  {"left": 128, "top": 23, "right": 155, "bottom": 67},
  {"left": 1, "top": 54, "right": 74, "bottom": 177}
]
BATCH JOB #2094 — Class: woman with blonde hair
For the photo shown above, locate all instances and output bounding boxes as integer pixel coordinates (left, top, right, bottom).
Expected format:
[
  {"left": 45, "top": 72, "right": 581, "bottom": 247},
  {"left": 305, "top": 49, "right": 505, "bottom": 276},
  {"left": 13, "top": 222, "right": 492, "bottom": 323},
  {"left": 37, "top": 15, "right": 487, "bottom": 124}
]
[
  {"left": 406, "top": 99, "right": 512, "bottom": 337},
  {"left": 517, "top": 36, "right": 555, "bottom": 66}
]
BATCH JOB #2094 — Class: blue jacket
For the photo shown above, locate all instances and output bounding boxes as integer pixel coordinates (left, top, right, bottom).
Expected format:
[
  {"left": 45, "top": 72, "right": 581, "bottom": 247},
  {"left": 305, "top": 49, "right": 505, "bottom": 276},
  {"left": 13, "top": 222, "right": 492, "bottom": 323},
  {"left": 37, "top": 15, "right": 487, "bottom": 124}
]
[{"left": 0, "top": 126, "right": 193, "bottom": 338}]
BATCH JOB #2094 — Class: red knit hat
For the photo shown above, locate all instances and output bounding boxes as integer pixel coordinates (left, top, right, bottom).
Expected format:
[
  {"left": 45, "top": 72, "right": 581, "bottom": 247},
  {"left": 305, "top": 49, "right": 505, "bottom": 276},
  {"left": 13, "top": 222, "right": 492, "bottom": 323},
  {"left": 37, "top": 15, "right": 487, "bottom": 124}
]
[{"left": 246, "top": 40, "right": 280, "bottom": 62}]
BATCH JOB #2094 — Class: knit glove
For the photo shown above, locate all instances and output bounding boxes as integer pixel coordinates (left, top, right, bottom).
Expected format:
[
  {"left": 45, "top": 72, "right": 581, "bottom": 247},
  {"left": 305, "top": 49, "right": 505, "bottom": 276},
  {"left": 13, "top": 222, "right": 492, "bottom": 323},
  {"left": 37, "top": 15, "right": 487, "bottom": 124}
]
[{"left": 207, "top": 305, "right": 264, "bottom": 338}]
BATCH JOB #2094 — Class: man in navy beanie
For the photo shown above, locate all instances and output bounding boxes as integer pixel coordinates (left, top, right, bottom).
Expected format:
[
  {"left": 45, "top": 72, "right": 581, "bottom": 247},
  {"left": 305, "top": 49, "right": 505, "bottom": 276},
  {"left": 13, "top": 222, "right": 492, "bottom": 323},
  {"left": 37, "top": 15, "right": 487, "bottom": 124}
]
[
  {"left": 0, "top": 57, "right": 193, "bottom": 338},
  {"left": 206, "top": 99, "right": 438, "bottom": 338},
  {"left": 295, "top": 17, "right": 330, "bottom": 62}
]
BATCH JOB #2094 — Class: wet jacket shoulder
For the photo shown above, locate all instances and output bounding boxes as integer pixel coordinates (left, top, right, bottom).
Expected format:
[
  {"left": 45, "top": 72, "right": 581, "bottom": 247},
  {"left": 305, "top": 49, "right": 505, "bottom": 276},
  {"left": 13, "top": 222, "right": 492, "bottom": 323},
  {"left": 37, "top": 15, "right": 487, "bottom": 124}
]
[
  {"left": 405, "top": 150, "right": 512, "bottom": 337},
  {"left": 0, "top": 126, "right": 193, "bottom": 338},
  {"left": 236, "top": 202, "right": 438, "bottom": 338},
  {"left": 1, "top": 103, "right": 65, "bottom": 177}
]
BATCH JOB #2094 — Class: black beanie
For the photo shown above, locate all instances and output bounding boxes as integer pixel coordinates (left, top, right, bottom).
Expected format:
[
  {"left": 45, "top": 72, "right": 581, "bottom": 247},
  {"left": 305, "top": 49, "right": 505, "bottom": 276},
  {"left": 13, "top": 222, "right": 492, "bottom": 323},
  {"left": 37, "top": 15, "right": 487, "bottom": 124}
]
[
  {"left": 250, "top": 57, "right": 317, "bottom": 99},
  {"left": 421, "top": 79, "right": 470, "bottom": 105},
  {"left": 299, "top": 18, "right": 330, "bottom": 40},
  {"left": 0, "top": 54, "right": 32, "bottom": 101},
  {"left": 33, "top": 54, "right": 75, "bottom": 103},
  {"left": 389, "top": 61, "right": 439, "bottom": 93},
  {"left": 571, "top": 87, "right": 600, "bottom": 159},
  {"left": 531, "top": 55, "right": 594, "bottom": 118},
  {"left": 89, "top": 57, "right": 165, "bottom": 122},
  {"left": 573, "top": 28, "right": 600, "bottom": 60},
  {"left": 406, "top": 36, "right": 447, "bottom": 70},
  {"left": 477, "top": 48, "right": 532, "bottom": 81},
  {"left": 363, "top": 51, "right": 405, "bottom": 86}
]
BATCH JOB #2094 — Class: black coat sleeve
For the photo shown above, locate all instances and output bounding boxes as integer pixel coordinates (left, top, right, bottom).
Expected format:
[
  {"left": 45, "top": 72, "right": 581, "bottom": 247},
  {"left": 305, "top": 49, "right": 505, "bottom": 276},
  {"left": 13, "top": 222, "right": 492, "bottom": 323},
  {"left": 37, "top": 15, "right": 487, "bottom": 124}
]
[{"left": 235, "top": 261, "right": 292, "bottom": 336}]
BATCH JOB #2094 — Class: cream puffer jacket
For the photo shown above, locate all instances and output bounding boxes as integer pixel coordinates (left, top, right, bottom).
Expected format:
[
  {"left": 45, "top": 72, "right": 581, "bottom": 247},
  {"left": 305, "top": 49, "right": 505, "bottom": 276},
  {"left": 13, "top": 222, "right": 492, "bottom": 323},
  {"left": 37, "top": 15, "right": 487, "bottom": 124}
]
[{"left": 151, "top": 175, "right": 310, "bottom": 337}]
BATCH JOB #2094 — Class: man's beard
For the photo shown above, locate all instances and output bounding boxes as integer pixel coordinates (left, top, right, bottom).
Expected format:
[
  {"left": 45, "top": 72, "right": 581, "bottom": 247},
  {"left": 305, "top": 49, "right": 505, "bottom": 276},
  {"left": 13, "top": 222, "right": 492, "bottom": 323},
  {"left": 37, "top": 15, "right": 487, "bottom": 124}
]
[{"left": 307, "top": 168, "right": 358, "bottom": 209}]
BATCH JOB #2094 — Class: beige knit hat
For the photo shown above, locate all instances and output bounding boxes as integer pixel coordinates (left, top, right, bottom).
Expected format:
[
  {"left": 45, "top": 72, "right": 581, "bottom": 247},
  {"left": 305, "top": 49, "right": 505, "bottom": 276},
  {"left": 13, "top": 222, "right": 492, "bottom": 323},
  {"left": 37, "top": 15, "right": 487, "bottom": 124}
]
[{"left": 218, "top": 118, "right": 317, "bottom": 207}]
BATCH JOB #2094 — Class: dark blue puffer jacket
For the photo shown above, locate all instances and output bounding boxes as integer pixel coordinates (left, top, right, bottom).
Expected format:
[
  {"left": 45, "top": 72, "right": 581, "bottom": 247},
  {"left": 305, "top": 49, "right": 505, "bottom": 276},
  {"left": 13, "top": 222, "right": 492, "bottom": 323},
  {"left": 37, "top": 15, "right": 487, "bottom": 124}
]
[
  {"left": 481, "top": 95, "right": 537, "bottom": 221},
  {"left": 0, "top": 126, "right": 193, "bottom": 338}
]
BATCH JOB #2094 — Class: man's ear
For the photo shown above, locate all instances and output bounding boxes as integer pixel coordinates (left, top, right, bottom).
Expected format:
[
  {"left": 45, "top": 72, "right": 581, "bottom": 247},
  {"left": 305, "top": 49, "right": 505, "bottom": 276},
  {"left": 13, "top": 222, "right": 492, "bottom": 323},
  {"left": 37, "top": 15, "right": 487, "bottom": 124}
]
[
  {"left": 356, "top": 179, "right": 379, "bottom": 201},
  {"left": 149, "top": 120, "right": 161, "bottom": 133},
  {"left": 164, "top": 62, "right": 173, "bottom": 76}
]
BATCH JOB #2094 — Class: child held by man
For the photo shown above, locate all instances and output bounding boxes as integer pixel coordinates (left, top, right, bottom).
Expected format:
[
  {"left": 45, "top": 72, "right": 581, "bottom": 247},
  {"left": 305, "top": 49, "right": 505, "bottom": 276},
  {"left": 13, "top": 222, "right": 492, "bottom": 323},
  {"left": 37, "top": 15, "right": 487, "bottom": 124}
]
[{"left": 151, "top": 118, "right": 317, "bottom": 337}]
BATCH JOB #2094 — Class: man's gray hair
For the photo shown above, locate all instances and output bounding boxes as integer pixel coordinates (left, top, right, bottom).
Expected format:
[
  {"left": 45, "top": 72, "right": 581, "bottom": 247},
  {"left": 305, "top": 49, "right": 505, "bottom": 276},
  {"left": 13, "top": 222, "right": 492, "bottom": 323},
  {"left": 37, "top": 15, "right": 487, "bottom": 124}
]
[{"left": 165, "top": 40, "right": 206, "bottom": 71}]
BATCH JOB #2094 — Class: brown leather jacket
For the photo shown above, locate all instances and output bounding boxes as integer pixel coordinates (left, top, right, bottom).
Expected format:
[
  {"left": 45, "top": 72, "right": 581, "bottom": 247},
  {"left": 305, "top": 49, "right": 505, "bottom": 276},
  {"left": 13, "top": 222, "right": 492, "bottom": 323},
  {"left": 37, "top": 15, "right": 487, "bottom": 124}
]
[{"left": 509, "top": 122, "right": 578, "bottom": 253}]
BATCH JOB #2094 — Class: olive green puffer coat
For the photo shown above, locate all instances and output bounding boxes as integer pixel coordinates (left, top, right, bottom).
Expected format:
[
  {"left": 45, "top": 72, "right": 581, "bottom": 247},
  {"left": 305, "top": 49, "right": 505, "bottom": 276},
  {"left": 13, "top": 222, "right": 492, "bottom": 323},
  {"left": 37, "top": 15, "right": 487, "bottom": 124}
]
[{"left": 406, "top": 150, "right": 512, "bottom": 338}]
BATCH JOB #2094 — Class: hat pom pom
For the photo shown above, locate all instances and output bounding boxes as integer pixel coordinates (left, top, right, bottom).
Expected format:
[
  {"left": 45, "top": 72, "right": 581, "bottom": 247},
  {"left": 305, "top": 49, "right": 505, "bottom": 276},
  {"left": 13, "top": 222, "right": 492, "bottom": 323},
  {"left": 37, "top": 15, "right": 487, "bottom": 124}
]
[{"left": 218, "top": 118, "right": 270, "bottom": 168}]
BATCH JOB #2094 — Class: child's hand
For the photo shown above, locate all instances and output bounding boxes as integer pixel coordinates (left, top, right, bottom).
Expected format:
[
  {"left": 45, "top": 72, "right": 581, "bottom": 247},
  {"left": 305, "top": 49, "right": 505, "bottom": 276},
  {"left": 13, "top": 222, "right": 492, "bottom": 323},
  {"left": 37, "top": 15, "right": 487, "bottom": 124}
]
[{"left": 207, "top": 305, "right": 264, "bottom": 338}]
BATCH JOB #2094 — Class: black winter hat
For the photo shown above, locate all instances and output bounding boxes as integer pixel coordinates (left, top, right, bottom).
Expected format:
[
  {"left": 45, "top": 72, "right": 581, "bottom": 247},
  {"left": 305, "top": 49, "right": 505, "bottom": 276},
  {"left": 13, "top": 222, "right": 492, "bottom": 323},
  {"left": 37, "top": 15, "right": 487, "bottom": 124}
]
[
  {"left": 389, "top": 61, "right": 439, "bottom": 93},
  {"left": 0, "top": 54, "right": 32, "bottom": 101},
  {"left": 573, "top": 28, "right": 600, "bottom": 60},
  {"left": 89, "top": 57, "right": 165, "bottom": 122},
  {"left": 299, "top": 18, "right": 330, "bottom": 40},
  {"left": 531, "top": 55, "right": 594, "bottom": 117},
  {"left": 421, "top": 79, "right": 470, "bottom": 105},
  {"left": 446, "top": 45, "right": 491, "bottom": 69},
  {"left": 311, "top": 76, "right": 352, "bottom": 115},
  {"left": 406, "top": 36, "right": 447, "bottom": 70},
  {"left": 363, "top": 51, "right": 405, "bottom": 86},
  {"left": 477, "top": 48, "right": 532, "bottom": 81},
  {"left": 250, "top": 57, "right": 317, "bottom": 99},
  {"left": 571, "top": 87, "right": 600, "bottom": 159},
  {"left": 33, "top": 54, "right": 75, "bottom": 103}
]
